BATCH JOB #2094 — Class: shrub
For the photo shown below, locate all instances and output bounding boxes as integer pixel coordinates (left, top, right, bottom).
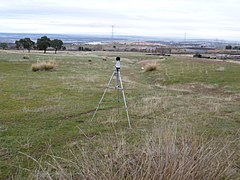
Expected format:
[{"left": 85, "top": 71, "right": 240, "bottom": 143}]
[{"left": 31, "top": 60, "right": 57, "bottom": 72}]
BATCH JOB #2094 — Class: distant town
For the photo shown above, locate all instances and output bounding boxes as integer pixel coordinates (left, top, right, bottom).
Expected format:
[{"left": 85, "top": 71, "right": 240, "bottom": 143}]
[{"left": 1, "top": 33, "right": 240, "bottom": 60}]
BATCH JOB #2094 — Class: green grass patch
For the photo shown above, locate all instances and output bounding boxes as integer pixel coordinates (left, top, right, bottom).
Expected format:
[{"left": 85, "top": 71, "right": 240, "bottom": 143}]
[{"left": 0, "top": 50, "right": 240, "bottom": 178}]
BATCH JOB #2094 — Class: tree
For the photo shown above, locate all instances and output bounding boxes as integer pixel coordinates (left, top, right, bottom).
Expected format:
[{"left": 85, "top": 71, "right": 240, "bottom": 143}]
[
  {"left": 233, "top": 46, "right": 240, "bottom": 50},
  {"left": 0, "top": 43, "right": 8, "bottom": 50},
  {"left": 37, "top": 36, "right": 51, "bottom": 53},
  {"left": 18, "top": 38, "right": 35, "bottom": 52},
  {"left": 15, "top": 40, "right": 22, "bottom": 49},
  {"left": 225, "top": 45, "right": 232, "bottom": 50},
  {"left": 51, "top": 39, "right": 63, "bottom": 54},
  {"left": 78, "top": 46, "right": 84, "bottom": 51}
]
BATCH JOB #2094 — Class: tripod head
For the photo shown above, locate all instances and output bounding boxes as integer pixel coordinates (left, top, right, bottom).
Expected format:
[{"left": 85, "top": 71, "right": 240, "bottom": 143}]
[{"left": 115, "top": 57, "right": 120, "bottom": 70}]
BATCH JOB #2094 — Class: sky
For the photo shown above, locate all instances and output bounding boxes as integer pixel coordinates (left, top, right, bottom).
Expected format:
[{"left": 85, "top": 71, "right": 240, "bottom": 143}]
[{"left": 0, "top": 0, "right": 240, "bottom": 40}]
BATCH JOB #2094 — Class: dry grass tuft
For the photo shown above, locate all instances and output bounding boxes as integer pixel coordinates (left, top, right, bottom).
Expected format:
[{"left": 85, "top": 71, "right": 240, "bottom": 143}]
[
  {"left": 144, "top": 62, "right": 159, "bottom": 72},
  {"left": 216, "top": 66, "right": 225, "bottom": 72},
  {"left": 31, "top": 60, "right": 58, "bottom": 72},
  {"left": 19, "top": 125, "right": 237, "bottom": 179}
]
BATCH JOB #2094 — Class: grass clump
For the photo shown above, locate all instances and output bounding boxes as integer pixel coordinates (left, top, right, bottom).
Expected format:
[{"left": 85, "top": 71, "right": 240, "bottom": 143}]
[
  {"left": 144, "top": 62, "right": 159, "bottom": 72},
  {"left": 31, "top": 60, "right": 58, "bottom": 72},
  {"left": 18, "top": 126, "right": 237, "bottom": 179}
]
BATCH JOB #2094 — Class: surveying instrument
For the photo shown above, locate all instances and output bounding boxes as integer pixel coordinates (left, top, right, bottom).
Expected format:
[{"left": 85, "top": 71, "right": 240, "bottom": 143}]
[{"left": 91, "top": 57, "right": 131, "bottom": 128}]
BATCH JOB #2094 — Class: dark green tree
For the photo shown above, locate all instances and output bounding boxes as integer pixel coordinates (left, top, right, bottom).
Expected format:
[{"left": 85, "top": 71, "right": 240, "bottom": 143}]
[
  {"left": 78, "top": 46, "right": 83, "bottom": 51},
  {"left": 18, "top": 38, "right": 35, "bottom": 52},
  {"left": 51, "top": 39, "right": 63, "bottom": 54},
  {"left": 233, "top": 46, "right": 240, "bottom": 50},
  {"left": 0, "top": 43, "right": 8, "bottom": 50},
  {"left": 15, "top": 40, "right": 22, "bottom": 49},
  {"left": 37, "top": 36, "right": 51, "bottom": 53},
  {"left": 225, "top": 45, "right": 232, "bottom": 50}
]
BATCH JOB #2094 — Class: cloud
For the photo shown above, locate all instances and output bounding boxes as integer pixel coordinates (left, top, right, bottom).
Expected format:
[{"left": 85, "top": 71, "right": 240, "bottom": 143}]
[{"left": 0, "top": 0, "right": 240, "bottom": 40}]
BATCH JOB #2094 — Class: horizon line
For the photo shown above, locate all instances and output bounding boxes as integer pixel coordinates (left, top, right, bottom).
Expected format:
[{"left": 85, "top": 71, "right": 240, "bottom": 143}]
[{"left": 0, "top": 32, "right": 238, "bottom": 42}]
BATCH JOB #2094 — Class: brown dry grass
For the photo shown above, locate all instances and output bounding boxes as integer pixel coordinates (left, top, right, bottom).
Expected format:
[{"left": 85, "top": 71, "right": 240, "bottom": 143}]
[
  {"left": 31, "top": 60, "right": 58, "bottom": 72},
  {"left": 21, "top": 125, "right": 237, "bottom": 179},
  {"left": 144, "top": 62, "right": 159, "bottom": 72}
]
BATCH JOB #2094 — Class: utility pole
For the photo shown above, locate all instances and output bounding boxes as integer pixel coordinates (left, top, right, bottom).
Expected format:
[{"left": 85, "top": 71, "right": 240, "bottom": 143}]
[{"left": 111, "top": 25, "right": 114, "bottom": 42}]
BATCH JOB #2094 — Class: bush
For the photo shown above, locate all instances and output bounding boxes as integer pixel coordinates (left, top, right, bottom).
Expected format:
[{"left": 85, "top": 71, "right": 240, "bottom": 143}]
[{"left": 31, "top": 60, "right": 57, "bottom": 72}]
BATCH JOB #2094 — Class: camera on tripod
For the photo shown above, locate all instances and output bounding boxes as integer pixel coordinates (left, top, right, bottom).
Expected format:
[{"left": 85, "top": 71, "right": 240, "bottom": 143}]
[
  {"left": 115, "top": 57, "right": 120, "bottom": 70},
  {"left": 91, "top": 56, "right": 131, "bottom": 128}
]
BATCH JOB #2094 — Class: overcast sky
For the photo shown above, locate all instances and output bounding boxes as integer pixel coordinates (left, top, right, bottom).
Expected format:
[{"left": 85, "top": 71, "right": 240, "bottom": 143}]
[{"left": 1, "top": 0, "right": 240, "bottom": 40}]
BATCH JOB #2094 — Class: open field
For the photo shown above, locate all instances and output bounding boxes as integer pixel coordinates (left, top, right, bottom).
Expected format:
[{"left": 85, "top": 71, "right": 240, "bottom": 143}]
[{"left": 0, "top": 50, "right": 240, "bottom": 179}]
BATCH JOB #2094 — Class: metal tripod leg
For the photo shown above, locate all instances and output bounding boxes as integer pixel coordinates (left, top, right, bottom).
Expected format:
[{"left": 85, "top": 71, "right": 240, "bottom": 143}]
[
  {"left": 91, "top": 71, "right": 115, "bottom": 121},
  {"left": 119, "top": 71, "right": 132, "bottom": 128},
  {"left": 116, "top": 69, "right": 120, "bottom": 114}
]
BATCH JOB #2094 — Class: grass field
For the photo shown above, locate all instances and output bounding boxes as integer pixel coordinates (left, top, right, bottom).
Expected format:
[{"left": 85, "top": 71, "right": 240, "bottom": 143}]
[{"left": 0, "top": 50, "right": 240, "bottom": 179}]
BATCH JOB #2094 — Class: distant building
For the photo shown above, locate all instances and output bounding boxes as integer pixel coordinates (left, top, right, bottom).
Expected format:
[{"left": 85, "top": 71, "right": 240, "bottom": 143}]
[
  {"left": 185, "top": 47, "right": 215, "bottom": 54},
  {"left": 186, "top": 48, "right": 208, "bottom": 53},
  {"left": 155, "top": 47, "right": 172, "bottom": 54}
]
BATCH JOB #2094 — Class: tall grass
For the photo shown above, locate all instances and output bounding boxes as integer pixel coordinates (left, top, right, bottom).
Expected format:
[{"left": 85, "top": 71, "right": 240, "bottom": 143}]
[
  {"left": 144, "top": 62, "right": 159, "bottom": 72},
  {"left": 18, "top": 125, "right": 237, "bottom": 179},
  {"left": 31, "top": 60, "right": 58, "bottom": 72}
]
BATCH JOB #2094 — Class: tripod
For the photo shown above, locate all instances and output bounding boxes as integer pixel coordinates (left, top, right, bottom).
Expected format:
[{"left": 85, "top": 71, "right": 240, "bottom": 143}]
[{"left": 91, "top": 61, "right": 131, "bottom": 128}]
